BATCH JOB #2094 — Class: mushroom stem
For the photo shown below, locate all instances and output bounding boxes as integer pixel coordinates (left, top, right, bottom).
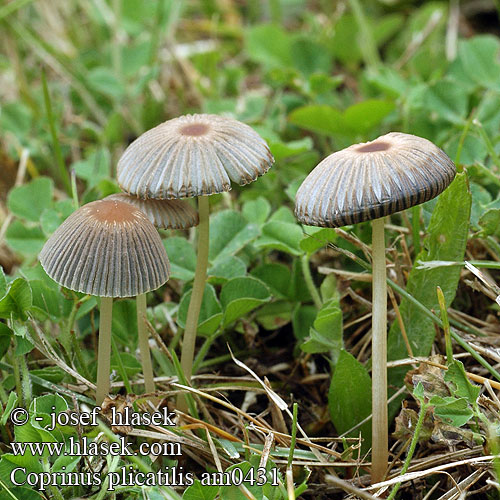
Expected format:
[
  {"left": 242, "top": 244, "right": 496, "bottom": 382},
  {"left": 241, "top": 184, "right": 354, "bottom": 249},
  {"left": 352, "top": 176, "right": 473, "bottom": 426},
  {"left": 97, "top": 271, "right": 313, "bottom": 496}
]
[
  {"left": 371, "top": 217, "right": 388, "bottom": 483},
  {"left": 137, "top": 293, "right": 155, "bottom": 395},
  {"left": 180, "top": 195, "right": 210, "bottom": 385},
  {"left": 96, "top": 297, "right": 113, "bottom": 405}
]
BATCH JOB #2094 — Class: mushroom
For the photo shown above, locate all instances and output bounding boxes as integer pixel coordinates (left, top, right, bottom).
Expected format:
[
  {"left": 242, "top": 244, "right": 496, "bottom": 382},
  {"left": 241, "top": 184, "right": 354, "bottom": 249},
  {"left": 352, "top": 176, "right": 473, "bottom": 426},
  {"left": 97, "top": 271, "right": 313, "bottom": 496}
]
[
  {"left": 39, "top": 199, "right": 170, "bottom": 404},
  {"left": 294, "top": 132, "right": 456, "bottom": 482},
  {"left": 105, "top": 193, "right": 199, "bottom": 230},
  {"left": 104, "top": 193, "right": 198, "bottom": 394},
  {"left": 116, "top": 114, "right": 274, "bottom": 385}
]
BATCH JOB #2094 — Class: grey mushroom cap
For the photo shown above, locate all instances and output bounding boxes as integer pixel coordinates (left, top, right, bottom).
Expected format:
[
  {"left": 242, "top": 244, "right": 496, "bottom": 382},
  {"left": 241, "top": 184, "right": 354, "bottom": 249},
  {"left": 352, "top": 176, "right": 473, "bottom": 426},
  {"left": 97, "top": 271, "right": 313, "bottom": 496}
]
[
  {"left": 294, "top": 132, "right": 456, "bottom": 228},
  {"left": 105, "top": 193, "right": 199, "bottom": 229},
  {"left": 39, "top": 199, "right": 170, "bottom": 297},
  {"left": 116, "top": 113, "right": 274, "bottom": 199}
]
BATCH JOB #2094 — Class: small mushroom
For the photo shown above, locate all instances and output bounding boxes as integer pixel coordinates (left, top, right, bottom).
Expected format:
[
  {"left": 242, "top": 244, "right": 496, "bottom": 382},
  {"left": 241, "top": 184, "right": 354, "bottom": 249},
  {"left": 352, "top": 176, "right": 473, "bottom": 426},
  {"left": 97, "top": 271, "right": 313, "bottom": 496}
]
[
  {"left": 39, "top": 199, "right": 170, "bottom": 404},
  {"left": 105, "top": 193, "right": 199, "bottom": 230},
  {"left": 116, "top": 114, "right": 274, "bottom": 387},
  {"left": 104, "top": 193, "right": 198, "bottom": 395},
  {"left": 294, "top": 132, "right": 456, "bottom": 482}
]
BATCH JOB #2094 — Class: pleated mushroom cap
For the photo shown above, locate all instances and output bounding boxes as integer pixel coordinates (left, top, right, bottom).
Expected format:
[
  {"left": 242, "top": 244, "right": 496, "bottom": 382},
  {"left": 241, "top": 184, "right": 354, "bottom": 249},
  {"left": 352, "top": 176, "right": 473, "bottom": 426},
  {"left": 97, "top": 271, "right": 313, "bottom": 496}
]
[
  {"left": 105, "top": 193, "right": 199, "bottom": 230},
  {"left": 295, "top": 132, "right": 456, "bottom": 227},
  {"left": 117, "top": 113, "right": 274, "bottom": 199},
  {"left": 39, "top": 199, "right": 170, "bottom": 297}
]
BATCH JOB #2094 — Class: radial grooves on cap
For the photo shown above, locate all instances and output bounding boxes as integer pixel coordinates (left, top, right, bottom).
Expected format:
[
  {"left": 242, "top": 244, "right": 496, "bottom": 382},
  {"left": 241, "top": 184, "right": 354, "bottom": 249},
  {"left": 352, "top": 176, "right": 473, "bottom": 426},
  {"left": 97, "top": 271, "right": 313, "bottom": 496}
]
[
  {"left": 295, "top": 132, "right": 456, "bottom": 227},
  {"left": 106, "top": 193, "right": 199, "bottom": 229},
  {"left": 117, "top": 114, "right": 274, "bottom": 199},
  {"left": 40, "top": 201, "right": 170, "bottom": 297}
]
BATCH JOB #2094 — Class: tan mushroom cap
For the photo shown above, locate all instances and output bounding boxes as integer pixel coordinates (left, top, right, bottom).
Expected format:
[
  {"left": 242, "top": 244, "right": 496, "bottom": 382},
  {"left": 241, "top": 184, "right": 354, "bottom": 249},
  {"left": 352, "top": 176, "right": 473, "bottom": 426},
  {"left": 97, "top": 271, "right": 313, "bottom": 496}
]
[
  {"left": 295, "top": 132, "right": 456, "bottom": 227},
  {"left": 105, "top": 193, "right": 199, "bottom": 229},
  {"left": 117, "top": 113, "right": 274, "bottom": 199},
  {"left": 39, "top": 199, "right": 170, "bottom": 297}
]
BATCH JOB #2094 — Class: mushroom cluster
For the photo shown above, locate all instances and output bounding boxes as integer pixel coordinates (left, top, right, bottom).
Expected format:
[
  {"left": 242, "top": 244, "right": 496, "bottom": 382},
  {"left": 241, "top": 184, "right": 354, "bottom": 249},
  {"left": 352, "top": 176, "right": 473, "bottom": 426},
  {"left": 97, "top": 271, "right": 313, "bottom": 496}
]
[
  {"left": 40, "top": 113, "right": 273, "bottom": 407},
  {"left": 295, "top": 132, "right": 456, "bottom": 482},
  {"left": 40, "top": 199, "right": 170, "bottom": 404},
  {"left": 116, "top": 113, "right": 274, "bottom": 391}
]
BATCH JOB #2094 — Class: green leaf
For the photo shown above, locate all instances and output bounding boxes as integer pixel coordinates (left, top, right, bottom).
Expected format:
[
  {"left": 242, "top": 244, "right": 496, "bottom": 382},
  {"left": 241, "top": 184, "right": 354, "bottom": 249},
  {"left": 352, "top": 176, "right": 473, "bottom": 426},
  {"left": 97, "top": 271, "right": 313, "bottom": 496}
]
[
  {"left": 429, "top": 395, "right": 473, "bottom": 427},
  {"left": 388, "top": 173, "right": 471, "bottom": 412},
  {"left": 289, "top": 100, "right": 394, "bottom": 137},
  {"left": 29, "top": 279, "right": 64, "bottom": 320},
  {"left": 423, "top": 81, "right": 468, "bottom": 125},
  {"left": 178, "top": 284, "right": 222, "bottom": 335},
  {"left": 289, "top": 105, "right": 344, "bottom": 136},
  {"left": 5, "top": 220, "right": 45, "bottom": 256},
  {"left": 330, "top": 13, "right": 362, "bottom": 67},
  {"left": 0, "top": 266, "right": 6, "bottom": 297},
  {"left": 40, "top": 199, "right": 74, "bottom": 236},
  {"left": 255, "top": 300, "right": 293, "bottom": 330},
  {"left": 255, "top": 221, "right": 303, "bottom": 256},
  {"left": 292, "top": 304, "right": 317, "bottom": 342},
  {"left": 1, "top": 392, "right": 18, "bottom": 426},
  {"left": 111, "top": 351, "right": 142, "bottom": 376},
  {"left": 87, "top": 67, "right": 125, "bottom": 98},
  {"left": 0, "top": 487, "right": 44, "bottom": 500},
  {"left": 413, "top": 381, "right": 425, "bottom": 402},
  {"left": 52, "top": 454, "right": 81, "bottom": 473},
  {"left": 164, "top": 237, "right": 197, "bottom": 281},
  {"left": 183, "top": 480, "right": 218, "bottom": 500},
  {"left": 0, "top": 454, "right": 43, "bottom": 486},
  {"left": 291, "top": 37, "right": 331, "bottom": 77},
  {"left": 300, "top": 227, "right": 336, "bottom": 255},
  {"left": 269, "top": 137, "right": 313, "bottom": 162},
  {"left": 251, "top": 263, "right": 291, "bottom": 299},
  {"left": 320, "top": 274, "right": 339, "bottom": 303},
  {"left": 110, "top": 300, "right": 138, "bottom": 347},
  {"left": 209, "top": 210, "right": 260, "bottom": 263},
  {"left": 245, "top": 24, "right": 292, "bottom": 69},
  {"left": 0, "top": 323, "right": 14, "bottom": 359},
  {"left": 73, "top": 148, "right": 111, "bottom": 189},
  {"left": 478, "top": 208, "right": 500, "bottom": 237},
  {"left": 7, "top": 177, "right": 54, "bottom": 222},
  {"left": 457, "top": 35, "right": 500, "bottom": 89},
  {"left": 329, "top": 350, "right": 372, "bottom": 452},
  {"left": 365, "top": 67, "right": 409, "bottom": 97},
  {"left": 0, "top": 278, "right": 32, "bottom": 321},
  {"left": 342, "top": 99, "right": 395, "bottom": 134},
  {"left": 208, "top": 256, "right": 247, "bottom": 284},
  {"left": 218, "top": 461, "right": 264, "bottom": 500},
  {"left": 242, "top": 197, "right": 270, "bottom": 225},
  {"left": 445, "top": 360, "right": 481, "bottom": 405},
  {"left": 220, "top": 277, "right": 271, "bottom": 326},
  {"left": 301, "top": 299, "right": 343, "bottom": 361},
  {"left": 269, "top": 206, "right": 296, "bottom": 224}
]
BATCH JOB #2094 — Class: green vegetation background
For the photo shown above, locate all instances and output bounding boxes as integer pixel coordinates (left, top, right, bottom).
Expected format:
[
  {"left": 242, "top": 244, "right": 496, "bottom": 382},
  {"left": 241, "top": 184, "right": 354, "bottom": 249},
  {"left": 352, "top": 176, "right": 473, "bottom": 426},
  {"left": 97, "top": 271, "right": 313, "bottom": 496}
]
[{"left": 1, "top": 0, "right": 500, "bottom": 498}]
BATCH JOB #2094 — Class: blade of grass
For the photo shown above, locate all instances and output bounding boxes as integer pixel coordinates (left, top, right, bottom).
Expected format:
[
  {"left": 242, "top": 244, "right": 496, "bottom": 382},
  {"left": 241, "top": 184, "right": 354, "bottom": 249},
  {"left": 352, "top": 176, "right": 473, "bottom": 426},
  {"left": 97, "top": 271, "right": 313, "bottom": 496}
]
[
  {"left": 348, "top": 0, "right": 381, "bottom": 69},
  {"left": 110, "top": 336, "right": 133, "bottom": 395},
  {"left": 171, "top": 349, "right": 199, "bottom": 419},
  {"left": 41, "top": 69, "right": 72, "bottom": 195},
  {"left": 319, "top": 245, "right": 500, "bottom": 381},
  {"left": 9, "top": 19, "right": 107, "bottom": 126},
  {"left": 436, "top": 286, "right": 453, "bottom": 364},
  {"left": 287, "top": 402, "right": 299, "bottom": 500},
  {"left": 0, "top": 0, "right": 35, "bottom": 21}
]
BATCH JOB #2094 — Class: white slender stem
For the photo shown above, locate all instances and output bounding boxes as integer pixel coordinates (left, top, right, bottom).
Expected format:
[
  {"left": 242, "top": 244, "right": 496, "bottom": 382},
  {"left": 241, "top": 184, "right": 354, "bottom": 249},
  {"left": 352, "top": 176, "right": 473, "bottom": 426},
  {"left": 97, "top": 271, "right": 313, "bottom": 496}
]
[
  {"left": 371, "top": 217, "right": 388, "bottom": 483},
  {"left": 180, "top": 195, "right": 210, "bottom": 382},
  {"left": 96, "top": 297, "right": 113, "bottom": 405},
  {"left": 137, "top": 293, "right": 155, "bottom": 394}
]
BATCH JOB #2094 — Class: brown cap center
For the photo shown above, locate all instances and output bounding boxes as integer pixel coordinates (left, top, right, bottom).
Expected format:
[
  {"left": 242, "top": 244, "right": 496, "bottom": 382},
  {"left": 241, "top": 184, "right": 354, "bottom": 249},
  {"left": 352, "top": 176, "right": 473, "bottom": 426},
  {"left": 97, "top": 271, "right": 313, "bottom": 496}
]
[
  {"left": 179, "top": 123, "right": 210, "bottom": 137},
  {"left": 356, "top": 141, "right": 391, "bottom": 153},
  {"left": 86, "top": 200, "right": 143, "bottom": 224}
]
